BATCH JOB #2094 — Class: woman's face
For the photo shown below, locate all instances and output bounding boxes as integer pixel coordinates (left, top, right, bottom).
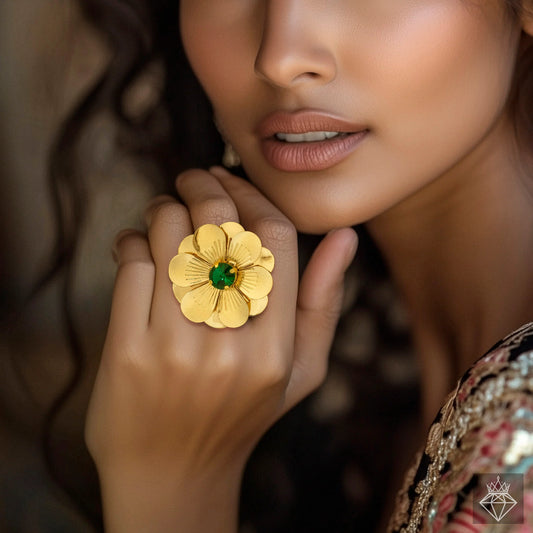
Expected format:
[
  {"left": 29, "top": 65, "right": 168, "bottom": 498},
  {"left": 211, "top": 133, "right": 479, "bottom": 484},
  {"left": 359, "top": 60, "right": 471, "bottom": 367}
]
[{"left": 180, "top": 0, "right": 523, "bottom": 233}]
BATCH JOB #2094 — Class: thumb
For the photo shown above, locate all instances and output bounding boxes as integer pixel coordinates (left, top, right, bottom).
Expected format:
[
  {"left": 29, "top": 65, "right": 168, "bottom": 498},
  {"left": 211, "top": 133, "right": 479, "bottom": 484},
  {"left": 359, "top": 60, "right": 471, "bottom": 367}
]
[{"left": 283, "top": 227, "right": 358, "bottom": 412}]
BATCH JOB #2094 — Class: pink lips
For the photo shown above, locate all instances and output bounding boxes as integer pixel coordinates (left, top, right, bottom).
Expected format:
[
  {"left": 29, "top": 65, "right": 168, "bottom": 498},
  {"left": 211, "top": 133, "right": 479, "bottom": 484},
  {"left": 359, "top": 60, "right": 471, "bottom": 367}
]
[{"left": 257, "top": 110, "right": 369, "bottom": 172}]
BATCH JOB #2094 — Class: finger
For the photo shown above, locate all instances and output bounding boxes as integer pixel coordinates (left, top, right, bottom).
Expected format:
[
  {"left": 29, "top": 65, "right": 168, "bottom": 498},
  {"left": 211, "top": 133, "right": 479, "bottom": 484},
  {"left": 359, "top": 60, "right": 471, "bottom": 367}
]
[
  {"left": 108, "top": 229, "right": 155, "bottom": 336},
  {"left": 145, "top": 197, "right": 193, "bottom": 326},
  {"left": 209, "top": 166, "right": 299, "bottom": 337},
  {"left": 145, "top": 196, "right": 192, "bottom": 268},
  {"left": 209, "top": 166, "right": 293, "bottom": 242},
  {"left": 283, "top": 227, "right": 358, "bottom": 412},
  {"left": 176, "top": 168, "right": 240, "bottom": 228},
  {"left": 144, "top": 194, "right": 179, "bottom": 227}
]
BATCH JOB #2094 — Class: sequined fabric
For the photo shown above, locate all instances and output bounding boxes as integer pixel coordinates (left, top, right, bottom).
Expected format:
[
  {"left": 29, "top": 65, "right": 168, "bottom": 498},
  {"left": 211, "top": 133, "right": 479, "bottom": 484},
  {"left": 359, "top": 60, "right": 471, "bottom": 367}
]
[{"left": 388, "top": 322, "right": 533, "bottom": 532}]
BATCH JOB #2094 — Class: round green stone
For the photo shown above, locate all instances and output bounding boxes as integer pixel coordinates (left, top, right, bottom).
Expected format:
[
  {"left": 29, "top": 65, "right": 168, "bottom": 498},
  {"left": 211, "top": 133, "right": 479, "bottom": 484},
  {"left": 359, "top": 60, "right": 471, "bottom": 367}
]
[{"left": 209, "top": 262, "right": 236, "bottom": 290}]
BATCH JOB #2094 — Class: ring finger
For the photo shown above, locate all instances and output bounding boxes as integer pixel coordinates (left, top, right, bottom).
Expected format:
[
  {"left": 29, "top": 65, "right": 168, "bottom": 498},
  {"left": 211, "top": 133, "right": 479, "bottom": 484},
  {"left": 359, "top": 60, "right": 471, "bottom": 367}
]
[{"left": 147, "top": 169, "right": 240, "bottom": 327}]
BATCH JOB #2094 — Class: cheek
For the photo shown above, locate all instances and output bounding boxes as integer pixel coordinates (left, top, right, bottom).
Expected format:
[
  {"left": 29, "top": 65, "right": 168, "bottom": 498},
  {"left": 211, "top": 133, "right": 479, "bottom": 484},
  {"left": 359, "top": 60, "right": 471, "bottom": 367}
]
[
  {"left": 366, "top": 3, "right": 519, "bottom": 152},
  {"left": 179, "top": 3, "right": 258, "bottom": 113}
]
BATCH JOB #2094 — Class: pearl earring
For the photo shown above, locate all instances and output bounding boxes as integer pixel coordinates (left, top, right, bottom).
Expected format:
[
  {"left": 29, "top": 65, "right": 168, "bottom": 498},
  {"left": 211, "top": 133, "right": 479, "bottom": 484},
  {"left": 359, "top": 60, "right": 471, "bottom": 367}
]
[{"left": 222, "top": 143, "right": 241, "bottom": 168}]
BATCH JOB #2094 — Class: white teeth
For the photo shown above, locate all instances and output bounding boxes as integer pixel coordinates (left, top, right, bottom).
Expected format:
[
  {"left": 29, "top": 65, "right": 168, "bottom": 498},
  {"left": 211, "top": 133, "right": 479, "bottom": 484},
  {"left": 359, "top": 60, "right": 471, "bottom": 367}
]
[{"left": 275, "top": 131, "right": 340, "bottom": 142}]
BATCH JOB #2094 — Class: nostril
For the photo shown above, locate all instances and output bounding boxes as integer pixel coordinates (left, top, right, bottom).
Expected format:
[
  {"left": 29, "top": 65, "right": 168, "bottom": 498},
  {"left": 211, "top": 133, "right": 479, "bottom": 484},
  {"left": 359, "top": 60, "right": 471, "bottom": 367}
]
[
  {"left": 254, "top": 23, "right": 337, "bottom": 89},
  {"left": 290, "top": 71, "right": 320, "bottom": 85}
]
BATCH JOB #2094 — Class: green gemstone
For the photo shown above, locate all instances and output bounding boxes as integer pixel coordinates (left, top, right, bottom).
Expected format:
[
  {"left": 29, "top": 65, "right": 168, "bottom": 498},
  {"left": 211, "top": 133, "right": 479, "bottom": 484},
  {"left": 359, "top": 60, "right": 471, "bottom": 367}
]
[{"left": 209, "top": 262, "right": 236, "bottom": 290}]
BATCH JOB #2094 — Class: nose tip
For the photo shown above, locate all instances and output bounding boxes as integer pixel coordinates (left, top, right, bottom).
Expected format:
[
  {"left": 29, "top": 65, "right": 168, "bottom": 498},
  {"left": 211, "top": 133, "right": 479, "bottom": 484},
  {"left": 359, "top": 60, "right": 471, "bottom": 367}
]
[
  {"left": 254, "top": 5, "right": 336, "bottom": 89},
  {"left": 255, "top": 48, "right": 336, "bottom": 88}
]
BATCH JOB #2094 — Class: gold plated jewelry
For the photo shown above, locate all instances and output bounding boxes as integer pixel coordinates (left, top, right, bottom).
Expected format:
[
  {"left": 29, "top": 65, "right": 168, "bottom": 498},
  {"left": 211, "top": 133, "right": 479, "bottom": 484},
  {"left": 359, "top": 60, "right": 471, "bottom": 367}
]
[
  {"left": 222, "top": 143, "right": 241, "bottom": 168},
  {"left": 169, "top": 222, "right": 274, "bottom": 328}
]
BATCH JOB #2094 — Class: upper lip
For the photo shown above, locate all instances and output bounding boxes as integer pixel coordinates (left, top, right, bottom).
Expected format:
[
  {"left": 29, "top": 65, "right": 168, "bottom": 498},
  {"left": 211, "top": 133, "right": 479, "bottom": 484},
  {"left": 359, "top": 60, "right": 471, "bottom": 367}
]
[{"left": 256, "top": 109, "right": 368, "bottom": 139}]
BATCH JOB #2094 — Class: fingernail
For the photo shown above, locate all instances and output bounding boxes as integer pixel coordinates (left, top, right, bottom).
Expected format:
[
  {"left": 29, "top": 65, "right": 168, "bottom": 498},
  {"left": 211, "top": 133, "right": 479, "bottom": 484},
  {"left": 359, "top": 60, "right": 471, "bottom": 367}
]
[
  {"left": 328, "top": 227, "right": 358, "bottom": 271},
  {"left": 111, "top": 229, "right": 136, "bottom": 263},
  {"left": 344, "top": 232, "right": 359, "bottom": 270},
  {"left": 111, "top": 240, "right": 120, "bottom": 263},
  {"left": 144, "top": 195, "right": 174, "bottom": 226}
]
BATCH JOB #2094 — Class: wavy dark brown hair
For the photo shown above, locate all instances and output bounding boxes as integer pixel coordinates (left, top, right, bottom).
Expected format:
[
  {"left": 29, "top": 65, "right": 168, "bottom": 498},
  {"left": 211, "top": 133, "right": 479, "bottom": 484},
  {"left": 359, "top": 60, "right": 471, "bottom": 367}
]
[{"left": 40, "top": 0, "right": 533, "bottom": 529}]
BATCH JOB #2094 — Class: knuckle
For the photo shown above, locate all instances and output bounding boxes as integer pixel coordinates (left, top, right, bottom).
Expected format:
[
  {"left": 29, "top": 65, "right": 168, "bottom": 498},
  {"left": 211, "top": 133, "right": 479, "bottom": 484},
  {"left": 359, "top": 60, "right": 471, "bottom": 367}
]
[
  {"left": 145, "top": 194, "right": 175, "bottom": 212},
  {"left": 104, "top": 335, "right": 148, "bottom": 376},
  {"left": 160, "top": 347, "right": 197, "bottom": 378},
  {"left": 256, "top": 216, "right": 297, "bottom": 248},
  {"left": 149, "top": 201, "right": 185, "bottom": 227},
  {"left": 114, "top": 229, "right": 144, "bottom": 250},
  {"left": 116, "top": 257, "right": 155, "bottom": 279},
  {"left": 207, "top": 349, "right": 240, "bottom": 381},
  {"left": 113, "top": 231, "right": 150, "bottom": 261},
  {"left": 194, "top": 195, "right": 234, "bottom": 222},
  {"left": 309, "top": 360, "right": 328, "bottom": 391},
  {"left": 176, "top": 168, "right": 204, "bottom": 188},
  {"left": 254, "top": 354, "right": 289, "bottom": 390}
]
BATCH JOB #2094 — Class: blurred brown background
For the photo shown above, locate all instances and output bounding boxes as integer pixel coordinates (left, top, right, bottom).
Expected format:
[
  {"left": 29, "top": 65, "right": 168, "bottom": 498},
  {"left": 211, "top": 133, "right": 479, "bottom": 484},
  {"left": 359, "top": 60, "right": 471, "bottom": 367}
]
[{"left": 0, "top": 2, "right": 154, "bottom": 530}]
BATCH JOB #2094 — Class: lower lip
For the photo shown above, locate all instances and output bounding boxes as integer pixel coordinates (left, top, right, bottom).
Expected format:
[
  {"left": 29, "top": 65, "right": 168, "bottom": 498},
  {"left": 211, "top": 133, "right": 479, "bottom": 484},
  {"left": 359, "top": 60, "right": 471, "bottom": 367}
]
[{"left": 260, "top": 130, "right": 368, "bottom": 172}]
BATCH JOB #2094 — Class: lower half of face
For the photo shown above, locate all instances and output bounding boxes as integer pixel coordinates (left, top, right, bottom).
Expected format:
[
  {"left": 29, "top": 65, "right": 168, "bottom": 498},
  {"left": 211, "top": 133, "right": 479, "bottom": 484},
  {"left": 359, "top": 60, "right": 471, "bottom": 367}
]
[{"left": 181, "top": 0, "right": 522, "bottom": 234}]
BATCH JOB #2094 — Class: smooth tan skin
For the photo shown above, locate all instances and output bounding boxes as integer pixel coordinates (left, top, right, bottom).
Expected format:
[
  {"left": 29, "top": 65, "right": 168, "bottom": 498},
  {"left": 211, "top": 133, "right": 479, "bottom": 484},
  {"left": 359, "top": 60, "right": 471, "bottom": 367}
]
[{"left": 85, "top": 1, "right": 533, "bottom": 531}]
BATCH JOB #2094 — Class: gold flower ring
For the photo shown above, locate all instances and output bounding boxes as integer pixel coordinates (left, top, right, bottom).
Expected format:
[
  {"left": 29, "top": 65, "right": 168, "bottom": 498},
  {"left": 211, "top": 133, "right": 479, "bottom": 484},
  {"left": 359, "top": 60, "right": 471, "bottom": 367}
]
[{"left": 168, "top": 222, "right": 274, "bottom": 328}]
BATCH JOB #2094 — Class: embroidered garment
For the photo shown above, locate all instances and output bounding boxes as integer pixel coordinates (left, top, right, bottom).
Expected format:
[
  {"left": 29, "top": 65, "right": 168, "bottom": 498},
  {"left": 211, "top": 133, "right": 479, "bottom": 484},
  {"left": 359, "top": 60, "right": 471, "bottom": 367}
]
[{"left": 388, "top": 322, "right": 533, "bottom": 532}]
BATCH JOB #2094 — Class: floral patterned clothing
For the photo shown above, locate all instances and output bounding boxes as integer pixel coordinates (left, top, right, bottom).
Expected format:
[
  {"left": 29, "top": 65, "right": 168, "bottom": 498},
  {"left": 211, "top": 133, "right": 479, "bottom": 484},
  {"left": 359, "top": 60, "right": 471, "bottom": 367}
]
[{"left": 388, "top": 322, "right": 533, "bottom": 533}]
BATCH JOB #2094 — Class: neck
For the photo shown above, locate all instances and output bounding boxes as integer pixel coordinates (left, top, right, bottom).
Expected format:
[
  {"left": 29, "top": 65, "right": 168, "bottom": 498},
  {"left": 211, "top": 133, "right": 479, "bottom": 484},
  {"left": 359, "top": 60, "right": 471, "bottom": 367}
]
[{"left": 367, "top": 117, "right": 533, "bottom": 424}]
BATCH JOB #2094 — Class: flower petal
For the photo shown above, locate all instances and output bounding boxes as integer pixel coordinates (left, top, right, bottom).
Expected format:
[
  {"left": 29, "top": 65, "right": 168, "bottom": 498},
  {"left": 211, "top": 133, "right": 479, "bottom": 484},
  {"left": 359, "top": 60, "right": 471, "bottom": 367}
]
[
  {"left": 227, "top": 231, "right": 262, "bottom": 268},
  {"left": 205, "top": 311, "right": 226, "bottom": 329},
  {"left": 173, "top": 284, "right": 193, "bottom": 303},
  {"left": 180, "top": 283, "right": 218, "bottom": 323},
  {"left": 249, "top": 296, "right": 268, "bottom": 317},
  {"left": 220, "top": 221, "right": 245, "bottom": 239},
  {"left": 256, "top": 247, "right": 275, "bottom": 272},
  {"left": 178, "top": 234, "right": 197, "bottom": 255},
  {"left": 217, "top": 288, "right": 250, "bottom": 328},
  {"left": 194, "top": 224, "right": 227, "bottom": 264},
  {"left": 169, "top": 253, "right": 211, "bottom": 287},
  {"left": 239, "top": 265, "right": 273, "bottom": 300}
]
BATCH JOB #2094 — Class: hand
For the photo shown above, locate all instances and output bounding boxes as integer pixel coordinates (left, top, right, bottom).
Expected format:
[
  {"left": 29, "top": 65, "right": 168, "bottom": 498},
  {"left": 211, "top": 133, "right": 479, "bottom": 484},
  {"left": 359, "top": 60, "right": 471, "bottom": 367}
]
[{"left": 85, "top": 166, "right": 357, "bottom": 531}]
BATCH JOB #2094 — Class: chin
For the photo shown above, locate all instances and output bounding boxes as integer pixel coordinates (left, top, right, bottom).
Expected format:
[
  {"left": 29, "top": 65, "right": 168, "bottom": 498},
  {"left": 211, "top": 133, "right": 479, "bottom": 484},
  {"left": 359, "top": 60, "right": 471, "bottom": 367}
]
[
  {"left": 276, "top": 196, "right": 376, "bottom": 234},
  {"left": 285, "top": 211, "right": 356, "bottom": 235}
]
